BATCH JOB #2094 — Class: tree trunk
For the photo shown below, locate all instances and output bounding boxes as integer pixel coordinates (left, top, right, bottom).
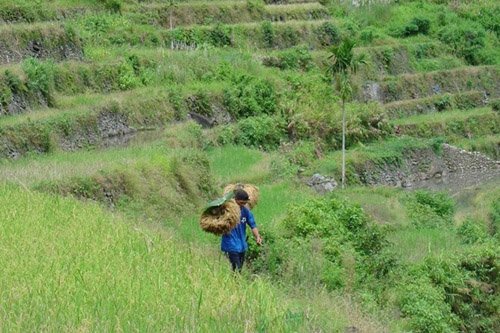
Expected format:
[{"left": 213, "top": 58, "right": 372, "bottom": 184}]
[
  {"left": 170, "top": 12, "right": 173, "bottom": 50},
  {"left": 342, "top": 98, "right": 346, "bottom": 189}
]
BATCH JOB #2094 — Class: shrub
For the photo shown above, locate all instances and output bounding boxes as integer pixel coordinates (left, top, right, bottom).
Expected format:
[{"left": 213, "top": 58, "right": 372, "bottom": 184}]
[
  {"left": 438, "top": 23, "right": 486, "bottom": 65},
  {"left": 267, "top": 196, "right": 393, "bottom": 290},
  {"left": 264, "top": 45, "right": 313, "bottom": 71},
  {"left": 315, "top": 21, "right": 340, "bottom": 46},
  {"left": 398, "top": 274, "right": 458, "bottom": 333},
  {"left": 458, "top": 218, "right": 489, "bottom": 244},
  {"left": 210, "top": 24, "right": 232, "bottom": 47},
  {"left": 280, "top": 26, "right": 299, "bottom": 48},
  {"left": 21, "top": 58, "right": 55, "bottom": 106},
  {"left": 232, "top": 115, "right": 286, "bottom": 150},
  {"left": 261, "top": 21, "right": 275, "bottom": 48},
  {"left": 491, "top": 99, "right": 500, "bottom": 113},
  {"left": 117, "top": 61, "right": 141, "bottom": 90},
  {"left": 404, "top": 190, "right": 455, "bottom": 228},
  {"left": 223, "top": 75, "right": 277, "bottom": 118},
  {"left": 400, "top": 17, "right": 431, "bottom": 37},
  {"left": 104, "top": 0, "right": 122, "bottom": 14},
  {"left": 185, "top": 91, "right": 212, "bottom": 116}
]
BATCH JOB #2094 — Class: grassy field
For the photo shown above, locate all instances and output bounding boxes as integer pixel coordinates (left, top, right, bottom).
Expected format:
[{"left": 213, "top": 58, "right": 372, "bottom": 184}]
[{"left": 0, "top": 0, "right": 499, "bottom": 331}]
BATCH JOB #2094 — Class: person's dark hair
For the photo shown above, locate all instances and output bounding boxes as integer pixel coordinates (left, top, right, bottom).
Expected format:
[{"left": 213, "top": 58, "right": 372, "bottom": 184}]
[{"left": 234, "top": 189, "right": 249, "bottom": 201}]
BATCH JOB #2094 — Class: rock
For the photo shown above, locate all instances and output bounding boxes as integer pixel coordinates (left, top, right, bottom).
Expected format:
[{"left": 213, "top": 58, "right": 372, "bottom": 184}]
[
  {"left": 306, "top": 173, "right": 337, "bottom": 194},
  {"left": 357, "top": 144, "right": 499, "bottom": 192},
  {"left": 362, "top": 81, "right": 382, "bottom": 102}
]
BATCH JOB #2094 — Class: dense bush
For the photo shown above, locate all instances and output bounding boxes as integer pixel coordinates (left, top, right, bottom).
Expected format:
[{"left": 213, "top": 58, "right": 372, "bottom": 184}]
[
  {"left": 249, "top": 196, "right": 394, "bottom": 291},
  {"left": 217, "top": 115, "right": 286, "bottom": 150},
  {"left": 210, "top": 24, "right": 233, "bottom": 47},
  {"left": 398, "top": 243, "right": 499, "bottom": 333},
  {"left": 315, "top": 21, "right": 340, "bottom": 46},
  {"left": 398, "top": 16, "right": 431, "bottom": 37},
  {"left": 404, "top": 190, "right": 455, "bottom": 228},
  {"left": 22, "top": 58, "right": 56, "bottom": 107},
  {"left": 261, "top": 20, "right": 275, "bottom": 48},
  {"left": 491, "top": 99, "right": 500, "bottom": 113},
  {"left": 262, "top": 45, "right": 313, "bottom": 71},
  {"left": 223, "top": 74, "right": 277, "bottom": 118},
  {"left": 438, "top": 22, "right": 487, "bottom": 65},
  {"left": 458, "top": 218, "right": 489, "bottom": 244}
]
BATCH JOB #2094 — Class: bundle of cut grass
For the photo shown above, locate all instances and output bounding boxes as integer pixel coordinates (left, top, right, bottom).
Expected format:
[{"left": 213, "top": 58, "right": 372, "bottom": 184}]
[
  {"left": 200, "top": 199, "right": 240, "bottom": 235},
  {"left": 223, "top": 183, "right": 259, "bottom": 209}
]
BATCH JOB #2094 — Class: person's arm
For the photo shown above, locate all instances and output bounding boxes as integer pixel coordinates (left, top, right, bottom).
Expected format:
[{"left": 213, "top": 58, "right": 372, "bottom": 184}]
[
  {"left": 247, "top": 209, "right": 262, "bottom": 245},
  {"left": 251, "top": 227, "right": 262, "bottom": 246}
]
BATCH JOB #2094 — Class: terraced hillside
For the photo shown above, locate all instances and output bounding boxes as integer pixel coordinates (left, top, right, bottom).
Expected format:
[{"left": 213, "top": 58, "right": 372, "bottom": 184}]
[{"left": 0, "top": 0, "right": 499, "bottom": 332}]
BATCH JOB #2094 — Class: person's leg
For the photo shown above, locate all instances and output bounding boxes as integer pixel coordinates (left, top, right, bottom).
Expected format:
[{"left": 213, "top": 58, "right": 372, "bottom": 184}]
[
  {"left": 226, "top": 252, "right": 239, "bottom": 271},
  {"left": 237, "top": 252, "right": 245, "bottom": 271}
]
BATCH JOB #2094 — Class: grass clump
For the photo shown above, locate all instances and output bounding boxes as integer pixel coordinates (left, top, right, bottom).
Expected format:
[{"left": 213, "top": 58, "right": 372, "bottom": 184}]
[
  {"left": 403, "top": 190, "right": 455, "bottom": 228},
  {"left": 249, "top": 195, "right": 394, "bottom": 291},
  {"left": 34, "top": 149, "right": 216, "bottom": 223},
  {"left": 397, "top": 243, "right": 499, "bottom": 333}
]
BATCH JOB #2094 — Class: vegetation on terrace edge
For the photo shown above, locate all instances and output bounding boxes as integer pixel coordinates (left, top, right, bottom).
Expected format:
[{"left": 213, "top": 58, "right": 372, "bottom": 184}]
[{"left": 0, "top": 0, "right": 498, "bottom": 332}]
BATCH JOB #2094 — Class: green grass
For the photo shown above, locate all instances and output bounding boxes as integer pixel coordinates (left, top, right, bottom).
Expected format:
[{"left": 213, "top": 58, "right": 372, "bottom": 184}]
[
  {"left": 0, "top": 140, "right": 167, "bottom": 186},
  {"left": 0, "top": 183, "right": 317, "bottom": 332},
  {"left": 392, "top": 107, "right": 493, "bottom": 126},
  {"left": 206, "top": 145, "right": 271, "bottom": 185},
  {"left": 388, "top": 226, "right": 463, "bottom": 264}
]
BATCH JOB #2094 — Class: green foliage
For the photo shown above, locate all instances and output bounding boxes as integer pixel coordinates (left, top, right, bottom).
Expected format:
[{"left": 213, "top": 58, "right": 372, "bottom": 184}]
[
  {"left": 430, "top": 136, "right": 445, "bottom": 155},
  {"left": 458, "top": 218, "right": 489, "bottom": 244},
  {"left": 218, "top": 115, "right": 286, "bottom": 150},
  {"left": 261, "top": 20, "right": 275, "bottom": 48},
  {"left": 263, "top": 45, "right": 313, "bottom": 71},
  {"left": 104, "top": 0, "right": 122, "bottom": 14},
  {"left": 327, "top": 38, "right": 366, "bottom": 102},
  {"left": 249, "top": 196, "right": 393, "bottom": 291},
  {"left": 438, "top": 22, "right": 487, "bottom": 65},
  {"left": 21, "top": 58, "right": 56, "bottom": 106},
  {"left": 398, "top": 243, "right": 499, "bottom": 333},
  {"left": 315, "top": 21, "right": 340, "bottom": 47},
  {"left": 404, "top": 190, "right": 455, "bottom": 228},
  {"left": 491, "top": 99, "right": 500, "bottom": 113},
  {"left": 398, "top": 273, "right": 458, "bottom": 333},
  {"left": 283, "top": 141, "right": 317, "bottom": 168},
  {"left": 398, "top": 16, "right": 431, "bottom": 37},
  {"left": 223, "top": 74, "right": 277, "bottom": 118},
  {"left": 210, "top": 24, "right": 232, "bottom": 47}
]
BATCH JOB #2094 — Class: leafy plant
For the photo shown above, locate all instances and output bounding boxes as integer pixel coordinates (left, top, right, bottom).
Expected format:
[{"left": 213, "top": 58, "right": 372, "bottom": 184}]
[
  {"left": 458, "top": 218, "right": 489, "bottom": 244},
  {"left": 327, "top": 38, "right": 366, "bottom": 188},
  {"left": 438, "top": 22, "right": 486, "bottom": 65},
  {"left": 404, "top": 190, "right": 455, "bottom": 228},
  {"left": 315, "top": 21, "right": 340, "bottom": 47},
  {"left": 223, "top": 75, "right": 277, "bottom": 118},
  {"left": 261, "top": 21, "right": 275, "bottom": 48}
]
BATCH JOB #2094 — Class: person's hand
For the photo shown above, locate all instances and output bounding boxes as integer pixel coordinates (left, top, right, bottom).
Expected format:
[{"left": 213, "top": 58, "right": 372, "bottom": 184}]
[{"left": 255, "top": 236, "right": 263, "bottom": 246}]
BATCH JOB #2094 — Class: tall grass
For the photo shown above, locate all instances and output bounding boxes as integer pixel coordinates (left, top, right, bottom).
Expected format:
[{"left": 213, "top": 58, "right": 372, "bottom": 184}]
[
  {"left": 0, "top": 140, "right": 167, "bottom": 186},
  {"left": 206, "top": 145, "right": 270, "bottom": 185},
  {"left": 0, "top": 183, "right": 322, "bottom": 332}
]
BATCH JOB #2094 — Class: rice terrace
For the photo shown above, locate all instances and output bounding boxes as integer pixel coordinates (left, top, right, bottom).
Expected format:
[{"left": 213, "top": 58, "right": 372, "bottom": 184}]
[{"left": 0, "top": 0, "right": 498, "bottom": 332}]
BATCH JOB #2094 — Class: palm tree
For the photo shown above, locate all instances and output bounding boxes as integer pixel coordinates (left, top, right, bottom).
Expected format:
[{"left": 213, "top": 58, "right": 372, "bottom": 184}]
[
  {"left": 327, "top": 38, "right": 366, "bottom": 189},
  {"left": 167, "top": 0, "right": 179, "bottom": 49}
]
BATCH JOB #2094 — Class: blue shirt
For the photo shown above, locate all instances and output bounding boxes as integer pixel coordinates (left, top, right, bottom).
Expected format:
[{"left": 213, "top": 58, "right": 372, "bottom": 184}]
[{"left": 221, "top": 206, "right": 256, "bottom": 253}]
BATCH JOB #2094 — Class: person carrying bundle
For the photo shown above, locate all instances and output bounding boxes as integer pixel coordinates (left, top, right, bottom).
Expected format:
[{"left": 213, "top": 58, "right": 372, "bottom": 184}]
[{"left": 221, "top": 189, "right": 262, "bottom": 272}]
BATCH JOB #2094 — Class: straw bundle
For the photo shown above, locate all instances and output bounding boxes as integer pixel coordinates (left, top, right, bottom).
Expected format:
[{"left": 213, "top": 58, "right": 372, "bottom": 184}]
[
  {"left": 200, "top": 199, "right": 240, "bottom": 235},
  {"left": 223, "top": 183, "right": 259, "bottom": 209}
]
